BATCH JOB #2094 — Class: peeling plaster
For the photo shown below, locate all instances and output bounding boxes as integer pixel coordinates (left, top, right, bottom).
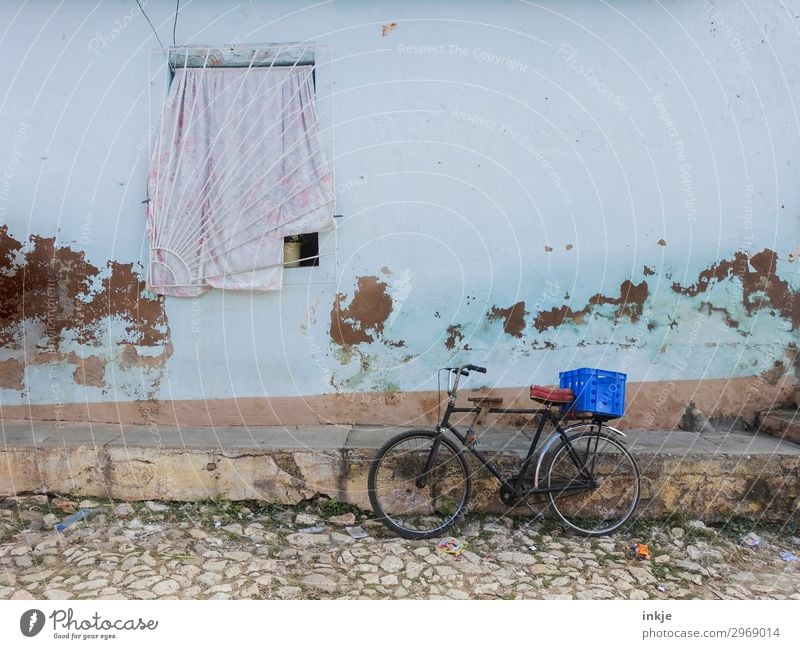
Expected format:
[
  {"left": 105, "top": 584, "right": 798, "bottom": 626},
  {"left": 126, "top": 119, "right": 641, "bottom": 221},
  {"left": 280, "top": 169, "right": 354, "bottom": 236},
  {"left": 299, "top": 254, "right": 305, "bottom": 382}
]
[
  {"left": 0, "top": 358, "right": 24, "bottom": 390},
  {"left": 488, "top": 301, "right": 528, "bottom": 338},
  {"left": 672, "top": 249, "right": 799, "bottom": 330},
  {"left": 330, "top": 276, "right": 393, "bottom": 347},
  {"left": 533, "top": 280, "right": 648, "bottom": 331},
  {"left": 0, "top": 226, "right": 172, "bottom": 395},
  {"left": 70, "top": 353, "right": 106, "bottom": 388},
  {"left": 444, "top": 324, "right": 464, "bottom": 350},
  {"left": 761, "top": 360, "right": 787, "bottom": 386},
  {"left": 699, "top": 301, "right": 740, "bottom": 329}
]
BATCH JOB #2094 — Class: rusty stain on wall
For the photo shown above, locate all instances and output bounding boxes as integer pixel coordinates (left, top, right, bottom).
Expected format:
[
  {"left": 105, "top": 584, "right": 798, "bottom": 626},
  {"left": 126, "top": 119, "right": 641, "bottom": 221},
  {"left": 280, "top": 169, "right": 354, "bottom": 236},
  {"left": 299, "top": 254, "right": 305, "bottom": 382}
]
[
  {"left": 0, "top": 226, "right": 172, "bottom": 393},
  {"left": 0, "top": 228, "right": 99, "bottom": 346},
  {"left": 699, "top": 301, "right": 740, "bottom": 329},
  {"left": 488, "top": 301, "right": 528, "bottom": 338},
  {"left": 761, "top": 345, "right": 798, "bottom": 386},
  {"left": 89, "top": 261, "right": 170, "bottom": 346},
  {"left": 761, "top": 360, "right": 787, "bottom": 386},
  {"left": 592, "top": 280, "right": 649, "bottom": 322},
  {"left": 533, "top": 304, "right": 587, "bottom": 331},
  {"left": 444, "top": 324, "right": 464, "bottom": 350},
  {"left": 0, "top": 358, "right": 24, "bottom": 390},
  {"left": 70, "top": 353, "right": 107, "bottom": 388},
  {"left": 533, "top": 280, "right": 649, "bottom": 331},
  {"left": 330, "top": 276, "right": 393, "bottom": 347},
  {"left": 673, "top": 249, "right": 799, "bottom": 329},
  {"left": 118, "top": 343, "right": 175, "bottom": 370}
]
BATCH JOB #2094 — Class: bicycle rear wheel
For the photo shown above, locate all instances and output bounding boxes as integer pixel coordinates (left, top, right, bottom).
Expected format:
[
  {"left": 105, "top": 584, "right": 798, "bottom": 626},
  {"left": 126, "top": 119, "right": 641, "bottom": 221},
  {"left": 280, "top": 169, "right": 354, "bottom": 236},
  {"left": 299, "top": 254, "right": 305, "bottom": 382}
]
[
  {"left": 368, "top": 429, "right": 472, "bottom": 540},
  {"left": 546, "top": 427, "right": 640, "bottom": 537}
]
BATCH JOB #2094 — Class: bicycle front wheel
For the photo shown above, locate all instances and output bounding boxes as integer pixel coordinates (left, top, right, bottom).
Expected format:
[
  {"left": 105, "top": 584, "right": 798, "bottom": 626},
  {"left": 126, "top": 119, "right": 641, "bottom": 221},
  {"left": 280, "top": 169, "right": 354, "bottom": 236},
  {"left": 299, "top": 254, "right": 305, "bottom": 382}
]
[
  {"left": 368, "top": 429, "right": 472, "bottom": 540},
  {"left": 546, "top": 427, "right": 640, "bottom": 537}
]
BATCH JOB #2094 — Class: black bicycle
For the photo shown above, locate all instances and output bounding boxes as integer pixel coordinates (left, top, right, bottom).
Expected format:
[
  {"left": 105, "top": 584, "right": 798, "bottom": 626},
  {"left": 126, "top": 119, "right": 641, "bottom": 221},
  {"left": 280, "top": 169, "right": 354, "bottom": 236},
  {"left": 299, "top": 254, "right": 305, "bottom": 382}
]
[{"left": 367, "top": 364, "right": 640, "bottom": 539}]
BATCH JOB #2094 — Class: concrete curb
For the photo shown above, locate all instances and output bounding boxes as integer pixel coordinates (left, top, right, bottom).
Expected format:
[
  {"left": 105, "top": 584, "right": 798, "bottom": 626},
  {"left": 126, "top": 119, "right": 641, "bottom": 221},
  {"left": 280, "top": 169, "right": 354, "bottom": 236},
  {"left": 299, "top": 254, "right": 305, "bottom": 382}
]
[{"left": 1, "top": 421, "right": 798, "bottom": 522}]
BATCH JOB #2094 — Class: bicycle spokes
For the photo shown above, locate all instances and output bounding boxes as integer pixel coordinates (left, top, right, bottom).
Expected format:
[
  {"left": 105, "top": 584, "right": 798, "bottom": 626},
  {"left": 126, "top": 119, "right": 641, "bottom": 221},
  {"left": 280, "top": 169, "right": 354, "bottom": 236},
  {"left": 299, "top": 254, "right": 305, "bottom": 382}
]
[
  {"left": 547, "top": 431, "right": 640, "bottom": 536},
  {"left": 368, "top": 430, "right": 471, "bottom": 539}
]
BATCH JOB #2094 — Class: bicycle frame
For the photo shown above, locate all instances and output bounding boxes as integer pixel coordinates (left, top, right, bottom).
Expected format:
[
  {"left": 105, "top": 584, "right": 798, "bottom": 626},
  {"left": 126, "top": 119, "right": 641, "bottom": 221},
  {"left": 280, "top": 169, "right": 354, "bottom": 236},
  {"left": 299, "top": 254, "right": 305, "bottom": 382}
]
[{"left": 432, "top": 369, "right": 618, "bottom": 499}]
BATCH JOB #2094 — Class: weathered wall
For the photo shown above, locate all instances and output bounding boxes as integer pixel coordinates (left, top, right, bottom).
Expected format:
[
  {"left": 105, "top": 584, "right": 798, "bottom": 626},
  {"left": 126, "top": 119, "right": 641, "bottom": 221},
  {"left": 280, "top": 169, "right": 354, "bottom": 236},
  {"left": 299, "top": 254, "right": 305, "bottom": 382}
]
[{"left": 0, "top": 0, "right": 798, "bottom": 428}]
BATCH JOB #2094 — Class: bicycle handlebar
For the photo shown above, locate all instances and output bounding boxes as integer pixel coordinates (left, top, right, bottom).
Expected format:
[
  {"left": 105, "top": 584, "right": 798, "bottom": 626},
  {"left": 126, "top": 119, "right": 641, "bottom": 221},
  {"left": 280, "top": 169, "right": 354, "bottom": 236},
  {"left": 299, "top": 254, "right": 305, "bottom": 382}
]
[
  {"left": 444, "top": 364, "right": 486, "bottom": 398},
  {"left": 444, "top": 364, "right": 487, "bottom": 378}
]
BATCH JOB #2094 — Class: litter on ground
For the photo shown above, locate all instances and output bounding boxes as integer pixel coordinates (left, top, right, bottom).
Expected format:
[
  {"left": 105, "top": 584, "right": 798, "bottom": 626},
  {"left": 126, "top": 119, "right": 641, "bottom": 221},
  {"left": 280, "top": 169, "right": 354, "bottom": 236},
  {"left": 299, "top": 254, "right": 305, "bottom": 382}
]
[
  {"left": 740, "top": 532, "right": 761, "bottom": 549},
  {"left": 345, "top": 526, "right": 369, "bottom": 539},
  {"left": 436, "top": 537, "right": 465, "bottom": 556},
  {"left": 55, "top": 508, "right": 94, "bottom": 532},
  {"left": 628, "top": 543, "right": 651, "bottom": 560}
]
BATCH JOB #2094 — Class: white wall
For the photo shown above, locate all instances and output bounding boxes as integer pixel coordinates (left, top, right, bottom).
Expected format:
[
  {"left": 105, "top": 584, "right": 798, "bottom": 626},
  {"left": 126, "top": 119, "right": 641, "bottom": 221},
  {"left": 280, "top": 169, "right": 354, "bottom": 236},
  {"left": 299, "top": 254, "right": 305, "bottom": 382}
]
[{"left": 0, "top": 0, "right": 798, "bottom": 409}]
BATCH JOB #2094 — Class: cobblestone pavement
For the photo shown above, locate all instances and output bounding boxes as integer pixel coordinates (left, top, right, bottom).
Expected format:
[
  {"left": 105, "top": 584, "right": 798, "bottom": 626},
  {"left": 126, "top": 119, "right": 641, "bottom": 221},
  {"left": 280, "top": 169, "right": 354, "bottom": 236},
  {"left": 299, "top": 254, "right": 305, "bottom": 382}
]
[{"left": 1, "top": 496, "right": 798, "bottom": 600}]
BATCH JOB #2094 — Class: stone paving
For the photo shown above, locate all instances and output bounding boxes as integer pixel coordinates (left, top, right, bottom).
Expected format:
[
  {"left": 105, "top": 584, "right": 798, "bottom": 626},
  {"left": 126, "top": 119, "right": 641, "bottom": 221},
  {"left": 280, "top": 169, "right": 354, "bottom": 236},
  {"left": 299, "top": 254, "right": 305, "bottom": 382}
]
[{"left": 1, "top": 495, "right": 798, "bottom": 600}]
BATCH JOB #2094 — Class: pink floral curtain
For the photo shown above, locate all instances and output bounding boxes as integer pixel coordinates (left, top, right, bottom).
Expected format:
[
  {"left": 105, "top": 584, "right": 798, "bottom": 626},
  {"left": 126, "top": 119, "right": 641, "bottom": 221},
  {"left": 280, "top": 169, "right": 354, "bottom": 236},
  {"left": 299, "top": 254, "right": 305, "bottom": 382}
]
[{"left": 146, "top": 65, "right": 334, "bottom": 296}]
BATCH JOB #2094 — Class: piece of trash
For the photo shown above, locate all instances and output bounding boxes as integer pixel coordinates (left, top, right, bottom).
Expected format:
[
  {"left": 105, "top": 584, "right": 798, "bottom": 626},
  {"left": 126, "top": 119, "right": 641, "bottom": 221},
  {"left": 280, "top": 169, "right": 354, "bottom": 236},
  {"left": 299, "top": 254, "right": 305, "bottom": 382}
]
[
  {"left": 436, "top": 537, "right": 465, "bottom": 556},
  {"left": 740, "top": 532, "right": 761, "bottom": 548},
  {"left": 656, "top": 584, "right": 666, "bottom": 593},
  {"left": 55, "top": 508, "right": 93, "bottom": 532},
  {"left": 528, "top": 545, "right": 537, "bottom": 552},
  {"left": 123, "top": 524, "right": 163, "bottom": 540},
  {"left": 345, "top": 526, "right": 368, "bottom": 539},
  {"left": 779, "top": 550, "right": 798, "bottom": 562},
  {"left": 628, "top": 543, "right": 650, "bottom": 560},
  {"left": 299, "top": 525, "right": 325, "bottom": 534},
  {"left": 214, "top": 521, "right": 222, "bottom": 528}
]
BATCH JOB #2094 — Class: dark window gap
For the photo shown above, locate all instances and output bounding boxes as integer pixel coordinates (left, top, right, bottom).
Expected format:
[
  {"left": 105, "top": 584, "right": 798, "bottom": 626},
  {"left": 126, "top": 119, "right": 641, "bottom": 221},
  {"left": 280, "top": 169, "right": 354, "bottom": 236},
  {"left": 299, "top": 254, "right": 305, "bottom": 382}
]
[{"left": 284, "top": 233, "right": 319, "bottom": 267}]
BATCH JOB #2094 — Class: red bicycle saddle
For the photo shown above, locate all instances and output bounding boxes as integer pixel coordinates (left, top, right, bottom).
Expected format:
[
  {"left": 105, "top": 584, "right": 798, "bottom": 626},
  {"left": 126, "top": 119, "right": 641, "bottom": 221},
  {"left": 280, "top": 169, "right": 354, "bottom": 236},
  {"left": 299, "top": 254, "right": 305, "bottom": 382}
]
[{"left": 529, "top": 385, "right": 574, "bottom": 404}]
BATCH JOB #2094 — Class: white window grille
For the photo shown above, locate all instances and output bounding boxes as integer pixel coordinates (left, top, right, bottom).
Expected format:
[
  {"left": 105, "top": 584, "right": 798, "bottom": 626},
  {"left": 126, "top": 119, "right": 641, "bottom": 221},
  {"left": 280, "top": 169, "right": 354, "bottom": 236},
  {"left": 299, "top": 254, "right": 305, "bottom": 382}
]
[{"left": 146, "top": 44, "right": 335, "bottom": 297}]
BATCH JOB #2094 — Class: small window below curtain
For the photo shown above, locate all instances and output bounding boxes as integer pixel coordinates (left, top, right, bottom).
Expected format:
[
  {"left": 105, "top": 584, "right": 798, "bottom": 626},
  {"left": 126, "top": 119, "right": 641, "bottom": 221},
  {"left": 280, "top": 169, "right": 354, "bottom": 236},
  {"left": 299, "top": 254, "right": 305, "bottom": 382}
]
[
  {"left": 146, "top": 61, "right": 334, "bottom": 297},
  {"left": 283, "top": 233, "right": 319, "bottom": 268}
]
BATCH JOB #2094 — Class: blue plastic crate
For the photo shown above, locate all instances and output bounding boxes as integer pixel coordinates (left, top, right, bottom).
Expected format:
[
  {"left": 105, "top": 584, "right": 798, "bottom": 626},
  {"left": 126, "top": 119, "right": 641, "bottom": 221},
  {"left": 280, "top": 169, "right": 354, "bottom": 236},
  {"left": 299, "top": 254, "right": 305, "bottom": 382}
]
[{"left": 559, "top": 367, "right": 626, "bottom": 418}]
